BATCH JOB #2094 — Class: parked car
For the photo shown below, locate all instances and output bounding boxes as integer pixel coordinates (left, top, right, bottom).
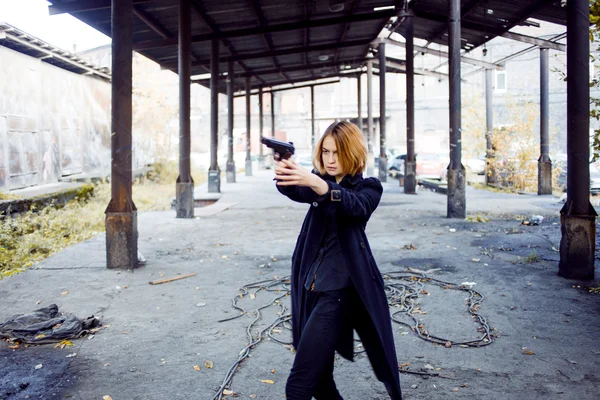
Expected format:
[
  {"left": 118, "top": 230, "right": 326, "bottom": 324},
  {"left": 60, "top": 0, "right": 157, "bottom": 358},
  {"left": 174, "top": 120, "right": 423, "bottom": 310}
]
[
  {"left": 388, "top": 154, "right": 406, "bottom": 178},
  {"left": 387, "top": 153, "right": 446, "bottom": 181},
  {"left": 416, "top": 153, "right": 446, "bottom": 181}
]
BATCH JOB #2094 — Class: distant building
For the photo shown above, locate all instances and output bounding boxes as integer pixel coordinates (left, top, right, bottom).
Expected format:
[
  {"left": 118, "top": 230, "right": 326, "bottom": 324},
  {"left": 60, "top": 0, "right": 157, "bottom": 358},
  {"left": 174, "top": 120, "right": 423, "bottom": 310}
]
[{"left": 0, "top": 23, "right": 110, "bottom": 190}]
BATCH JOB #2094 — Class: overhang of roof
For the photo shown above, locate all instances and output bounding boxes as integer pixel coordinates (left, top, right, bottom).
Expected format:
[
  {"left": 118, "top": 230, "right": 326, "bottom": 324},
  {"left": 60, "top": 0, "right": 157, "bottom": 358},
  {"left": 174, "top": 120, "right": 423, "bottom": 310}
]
[
  {"left": 0, "top": 22, "right": 111, "bottom": 80},
  {"left": 46, "top": 0, "right": 568, "bottom": 93}
]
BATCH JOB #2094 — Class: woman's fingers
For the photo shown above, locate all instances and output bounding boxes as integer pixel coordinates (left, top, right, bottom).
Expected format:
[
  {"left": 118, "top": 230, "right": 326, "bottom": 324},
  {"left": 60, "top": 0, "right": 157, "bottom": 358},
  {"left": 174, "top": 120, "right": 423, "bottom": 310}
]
[
  {"left": 276, "top": 179, "right": 300, "bottom": 186},
  {"left": 275, "top": 173, "right": 300, "bottom": 181}
]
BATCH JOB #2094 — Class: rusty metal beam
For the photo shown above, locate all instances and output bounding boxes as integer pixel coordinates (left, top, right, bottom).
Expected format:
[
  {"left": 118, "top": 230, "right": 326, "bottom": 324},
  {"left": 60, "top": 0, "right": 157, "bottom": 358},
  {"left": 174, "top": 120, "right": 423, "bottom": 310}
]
[
  {"left": 163, "top": 39, "right": 372, "bottom": 68},
  {"left": 49, "top": 0, "right": 151, "bottom": 15},
  {"left": 133, "top": 10, "right": 396, "bottom": 50},
  {"left": 190, "top": 0, "right": 266, "bottom": 86}
]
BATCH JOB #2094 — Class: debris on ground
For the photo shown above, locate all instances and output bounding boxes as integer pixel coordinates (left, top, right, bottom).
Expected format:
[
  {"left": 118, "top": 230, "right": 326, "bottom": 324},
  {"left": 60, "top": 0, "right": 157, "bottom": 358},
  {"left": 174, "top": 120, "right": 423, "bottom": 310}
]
[
  {"left": 149, "top": 272, "right": 196, "bottom": 285},
  {"left": 0, "top": 304, "right": 100, "bottom": 344}
]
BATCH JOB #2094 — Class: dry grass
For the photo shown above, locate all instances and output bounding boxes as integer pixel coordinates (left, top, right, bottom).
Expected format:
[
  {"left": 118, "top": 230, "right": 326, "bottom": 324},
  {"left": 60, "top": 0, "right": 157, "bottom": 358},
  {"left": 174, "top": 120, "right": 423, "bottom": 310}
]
[{"left": 0, "top": 160, "right": 205, "bottom": 279}]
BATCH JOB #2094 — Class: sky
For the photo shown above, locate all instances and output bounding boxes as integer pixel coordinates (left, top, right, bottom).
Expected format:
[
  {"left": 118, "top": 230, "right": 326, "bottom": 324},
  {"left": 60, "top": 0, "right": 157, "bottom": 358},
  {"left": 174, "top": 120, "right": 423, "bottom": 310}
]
[{"left": 0, "top": 0, "right": 110, "bottom": 52}]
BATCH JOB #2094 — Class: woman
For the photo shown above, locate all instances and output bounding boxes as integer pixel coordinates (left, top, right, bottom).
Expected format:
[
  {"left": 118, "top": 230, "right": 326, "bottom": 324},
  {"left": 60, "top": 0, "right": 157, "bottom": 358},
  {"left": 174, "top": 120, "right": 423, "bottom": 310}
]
[{"left": 274, "top": 121, "right": 402, "bottom": 400}]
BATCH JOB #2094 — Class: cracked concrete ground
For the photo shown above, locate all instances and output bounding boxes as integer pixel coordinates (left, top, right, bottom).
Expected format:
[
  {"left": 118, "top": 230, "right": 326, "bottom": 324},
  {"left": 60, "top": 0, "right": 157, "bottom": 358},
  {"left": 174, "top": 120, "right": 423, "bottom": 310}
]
[{"left": 1, "top": 170, "right": 599, "bottom": 400}]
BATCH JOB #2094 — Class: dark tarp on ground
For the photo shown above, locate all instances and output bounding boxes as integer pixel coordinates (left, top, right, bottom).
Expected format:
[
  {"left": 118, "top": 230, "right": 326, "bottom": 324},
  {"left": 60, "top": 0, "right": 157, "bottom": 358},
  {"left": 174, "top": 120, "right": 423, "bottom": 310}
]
[{"left": 0, "top": 304, "right": 100, "bottom": 344}]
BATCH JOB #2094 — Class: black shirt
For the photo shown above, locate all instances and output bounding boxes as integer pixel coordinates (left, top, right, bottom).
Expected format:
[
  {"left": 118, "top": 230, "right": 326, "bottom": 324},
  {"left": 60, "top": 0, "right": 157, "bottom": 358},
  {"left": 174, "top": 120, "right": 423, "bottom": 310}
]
[{"left": 303, "top": 213, "right": 352, "bottom": 292}]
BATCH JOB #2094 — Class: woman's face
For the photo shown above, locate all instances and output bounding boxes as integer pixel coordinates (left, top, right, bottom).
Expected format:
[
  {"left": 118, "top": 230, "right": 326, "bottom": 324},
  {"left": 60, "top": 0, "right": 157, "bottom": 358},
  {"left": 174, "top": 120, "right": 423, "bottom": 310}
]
[{"left": 322, "top": 136, "right": 344, "bottom": 180}]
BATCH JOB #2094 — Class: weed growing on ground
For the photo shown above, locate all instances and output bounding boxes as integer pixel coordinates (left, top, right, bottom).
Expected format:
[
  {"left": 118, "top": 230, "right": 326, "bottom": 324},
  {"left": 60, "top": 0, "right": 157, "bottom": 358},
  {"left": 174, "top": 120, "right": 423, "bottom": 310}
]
[
  {"left": 0, "top": 161, "right": 205, "bottom": 279},
  {"left": 524, "top": 251, "right": 539, "bottom": 263}
]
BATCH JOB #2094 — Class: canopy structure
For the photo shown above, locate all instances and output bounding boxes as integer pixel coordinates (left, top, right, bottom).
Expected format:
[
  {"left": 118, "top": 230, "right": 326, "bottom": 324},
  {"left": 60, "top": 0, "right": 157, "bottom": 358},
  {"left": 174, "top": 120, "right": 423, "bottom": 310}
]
[{"left": 46, "top": 0, "right": 594, "bottom": 281}]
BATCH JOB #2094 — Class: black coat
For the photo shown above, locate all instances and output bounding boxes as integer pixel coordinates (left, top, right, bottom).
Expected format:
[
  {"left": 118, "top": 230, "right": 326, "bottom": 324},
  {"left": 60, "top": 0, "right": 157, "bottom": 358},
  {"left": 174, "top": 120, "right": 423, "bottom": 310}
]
[{"left": 277, "top": 172, "right": 402, "bottom": 400}]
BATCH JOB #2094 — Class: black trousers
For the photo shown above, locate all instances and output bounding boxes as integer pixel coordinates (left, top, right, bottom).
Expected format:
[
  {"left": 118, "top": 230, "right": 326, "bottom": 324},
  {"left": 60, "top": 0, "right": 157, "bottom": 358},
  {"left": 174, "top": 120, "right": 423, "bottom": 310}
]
[{"left": 285, "top": 287, "right": 355, "bottom": 400}]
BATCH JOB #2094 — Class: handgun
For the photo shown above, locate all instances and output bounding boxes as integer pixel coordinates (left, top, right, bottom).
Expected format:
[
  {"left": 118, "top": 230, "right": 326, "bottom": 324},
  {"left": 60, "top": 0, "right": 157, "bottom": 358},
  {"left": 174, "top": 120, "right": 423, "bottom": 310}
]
[{"left": 260, "top": 137, "right": 295, "bottom": 160}]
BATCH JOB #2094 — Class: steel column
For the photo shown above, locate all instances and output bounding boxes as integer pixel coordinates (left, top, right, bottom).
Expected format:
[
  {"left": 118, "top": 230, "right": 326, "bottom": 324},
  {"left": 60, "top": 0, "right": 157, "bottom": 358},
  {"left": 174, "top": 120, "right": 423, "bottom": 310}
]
[
  {"left": 378, "top": 42, "right": 387, "bottom": 182},
  {"left": 245, "top": 77, "right": 253, "bottom": 176},
  {"left": 366, "top": 60, "right": 374, "bottom": 176},
  {"left": 357, "top": 74, "right": 363, "bottom": 137},
  {"left": 258, "top": 87, "right": 265, "bottom": 168},
  {"left": 485, "top": 68, "right": 496, "bottom": 186},
  {"left": 271, "top": 91, "right": 275, "bottom": 138},
  {"left": 538, "top": 48, "right": 552, "bottom": 195},
  {"left": 404, "top": 13, "right": 416, "bottom": 193},
  {"left": 311, "top": 85, "right": 316, "bottom": 151},
  {"left": 208, "top": 38, "right": 220, "bottom": 192},
  {"left": 175, "top": 0, "right": 194, "bottom": 217},
  {"left": 105, "top": 0, "right": 138, "bottom": 269},
  {"left": 226, "top": 61, "right": 236, "bottom": 183},
  {"left": 447, "top": 0, "right": 466, "bottom": 218},
  {"left": 559, "top": 0, "right": 597, "bottom": 279}
]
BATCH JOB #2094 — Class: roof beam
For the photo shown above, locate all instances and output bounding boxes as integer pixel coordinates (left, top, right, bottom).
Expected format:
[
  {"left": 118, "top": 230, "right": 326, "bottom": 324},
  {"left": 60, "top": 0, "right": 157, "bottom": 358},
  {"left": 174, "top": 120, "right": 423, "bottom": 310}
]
[
  {"left": 377, "top": 56, "right": 450, "bottom": 79},
  {"left": 422, "top": 0, "right": 482, "bottom": 45},
  {"left": 500, "top": 31, "right": 565, "bottom": 51},
  {"left": 251, "top": 2, "right": 292, "bottom": 83},
  {"left": 49, "top": 0, "right": 152, "bottom": 15},
  {"left": 234, "top": 79, "right": 340, "bottom": 98},
  {"left": 132, "top": 7, "right": 171, "bottom": 39},
  {"left": 191, "top": 58, "right": 367, "bottom": 83},
  {"left": 384, "top": 38, "right": 505, "bottom": 70},
  {"left": 190, "top": 0, "right": 266, "bottom": 86},
  {"left": 4, "top": 33, "right": 110, "bottom": 79},
  {"left": 133, "top": 9, "right": 396, "bottom": 50},
  {"left": 163, "top": 39, "right": 372, "bottom": 69},
  {"left": 334, "top": 0, "right": 361, "bottom": 64}
]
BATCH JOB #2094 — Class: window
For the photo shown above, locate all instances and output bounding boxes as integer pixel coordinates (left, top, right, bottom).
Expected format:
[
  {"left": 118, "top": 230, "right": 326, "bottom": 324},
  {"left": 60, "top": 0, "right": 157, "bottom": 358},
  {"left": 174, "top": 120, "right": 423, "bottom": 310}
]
[{"left": 495, "top": 70, "right": 507, "bottom": 93}]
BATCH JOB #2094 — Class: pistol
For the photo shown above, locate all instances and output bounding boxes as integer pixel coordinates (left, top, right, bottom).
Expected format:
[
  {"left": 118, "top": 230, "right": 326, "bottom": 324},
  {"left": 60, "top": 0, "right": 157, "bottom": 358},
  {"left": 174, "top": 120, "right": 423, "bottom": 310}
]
[{"left": 261, "top": 137, "right": 295, "bottom": 160}]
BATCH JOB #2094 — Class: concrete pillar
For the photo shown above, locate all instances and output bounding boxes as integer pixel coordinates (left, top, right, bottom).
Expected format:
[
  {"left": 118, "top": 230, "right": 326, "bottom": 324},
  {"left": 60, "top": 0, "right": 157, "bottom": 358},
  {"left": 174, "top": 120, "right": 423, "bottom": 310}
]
[
  {"left": 447, "top": 0, "right": 466, "bottom": 218},
  {"left": 538, "top": 48, "right": 552, "bottom": 195},
  {"left": 175, "top": 0, "right": 194, "bottom": 217},
  {"left": 105, "top": 0, "right": 138, "bottom": 269},
  {"left": 208, "top": 39, "right": 220, "bottom": 193},
  {"left": 226, "top": 61, "right": 235, "bottom": 183},
  {"left": 366, "top": 60, "right": 374, "bottom": 176},
  {"left": 485, "top": 68, "right": 497, "bottom": 185},
  {"left": 404, "top": 13, "right": 416, "bottom": 194},
  {"left": 378, "top": 42, "right": 387, "bottom": 182},
  {"left": 245, "top": 77, "right": 253, "bottom": 176},
  {"left": 559, "top": 0, "right": 597, "bottom": 280}
]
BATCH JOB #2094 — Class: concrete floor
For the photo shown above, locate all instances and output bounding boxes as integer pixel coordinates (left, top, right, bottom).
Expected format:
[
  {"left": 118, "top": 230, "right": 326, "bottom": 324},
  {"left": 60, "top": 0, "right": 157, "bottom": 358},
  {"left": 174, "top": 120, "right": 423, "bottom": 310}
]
[{"left": 1, "top": 170, "right": 599, "bottom": 400}]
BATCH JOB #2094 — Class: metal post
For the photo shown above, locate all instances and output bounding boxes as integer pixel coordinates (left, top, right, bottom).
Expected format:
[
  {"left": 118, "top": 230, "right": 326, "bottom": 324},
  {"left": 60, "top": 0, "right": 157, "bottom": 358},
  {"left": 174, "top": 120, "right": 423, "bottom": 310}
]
[
  {"left": 404, "top": 13, "right": 416, "bottom": 193},
  {"left": 447, "top": 0, "right": 466, "bottom": 218},
  {"left": 366, "top": 60, "right": 374, "bottom": 176},
  {"left": 175, "top": 0, "right": 194, "bottom": 217},
  {"left": 485, "top": 68, "right": 496, "bottom": 186},
  {"left": 258, "top": 87, "right": 265, "bottom": 168},
  {"left": 378, "top": 42, "right": 387, "bottom": 182},
  {"left": 105, "top": 0, "right": 138, "bottom": 269},
  {"left": 245, "top": 76, "right": 253, "bottom": 176},
  {"left": 311, "top": 85, "right": 316, "bottom": 151},
  {"left": 559, "top": 0, "right": 597, "bottom": 279},
  {"left": 357, "top": 74, "right": 363, "bottom": 138},
  {"left": 226, "top": 61, "right": 236, "bottom": 183},
  {"left": 269, "top": 91, "right": 275, "bottom": 168},
  {"left": 271, "top": 91, "right": 275, "bottom": 138},
  {"left": 208, "top": 39, "right": 220, "bottom": 192},
  {"left": 538, "top": 48, "right": 552, "bottom": 195}
]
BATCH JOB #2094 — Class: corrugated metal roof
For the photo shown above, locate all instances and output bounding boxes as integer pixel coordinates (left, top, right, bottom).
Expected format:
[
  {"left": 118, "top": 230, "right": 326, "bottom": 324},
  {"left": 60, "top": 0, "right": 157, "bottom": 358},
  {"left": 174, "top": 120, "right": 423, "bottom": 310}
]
[
  {"left": 0, "top": 22, "right": 111, "bottom": 80},
  {"left": 46, "top": 0, "right": 568, "bottom": 92}
]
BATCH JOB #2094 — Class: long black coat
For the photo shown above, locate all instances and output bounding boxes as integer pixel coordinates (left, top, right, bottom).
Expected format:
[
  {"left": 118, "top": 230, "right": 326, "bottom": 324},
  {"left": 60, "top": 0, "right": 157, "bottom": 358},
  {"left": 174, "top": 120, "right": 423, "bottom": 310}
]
[{"left": 277, "top": 172, "right": 402, "bottom": 400}]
